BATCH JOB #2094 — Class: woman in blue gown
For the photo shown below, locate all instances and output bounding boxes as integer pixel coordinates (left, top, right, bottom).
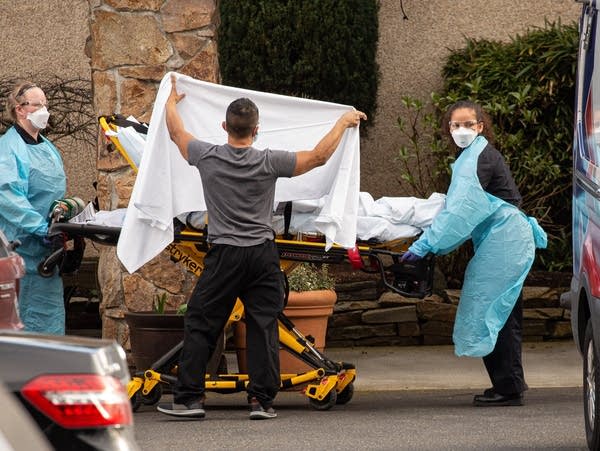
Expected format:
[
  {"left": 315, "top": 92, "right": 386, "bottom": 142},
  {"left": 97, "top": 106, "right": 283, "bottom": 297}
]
[
  {"left": 403, "top": 100, "right": 547, "bottom": 406},
  {"left": 0, "top": 81, "right": 66, "bottom": 334}
]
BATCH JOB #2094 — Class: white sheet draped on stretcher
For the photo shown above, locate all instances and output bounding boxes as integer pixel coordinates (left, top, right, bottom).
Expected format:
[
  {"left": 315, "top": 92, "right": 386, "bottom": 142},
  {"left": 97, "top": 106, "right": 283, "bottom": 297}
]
[
  {"left": 277, "top": 192, "right": 446, "bottom": 242},
  {"left": 117, "top": 72, "right": 361, "bottom": 273},
  {"left": 91, "top": 192, "right": 444, "bottom": 241}
]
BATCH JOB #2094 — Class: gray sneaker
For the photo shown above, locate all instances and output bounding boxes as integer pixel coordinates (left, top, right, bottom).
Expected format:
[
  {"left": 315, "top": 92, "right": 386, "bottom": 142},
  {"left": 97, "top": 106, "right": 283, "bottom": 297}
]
[
  {"left": 157, "top": 399, "right": 206, "bottom": 419},
  {"left": 249, "top": 397, "right": 277, "bottom": 420}
]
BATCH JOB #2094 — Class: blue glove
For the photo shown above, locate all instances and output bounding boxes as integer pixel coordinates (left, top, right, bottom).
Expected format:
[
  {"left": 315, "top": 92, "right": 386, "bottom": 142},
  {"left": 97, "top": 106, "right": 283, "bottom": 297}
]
[
  {"left": 43, "top": 233, "right": 64, "bottom": 249},
  {"left": 401, "top": 250, "right": 422, "bottom": 262}
]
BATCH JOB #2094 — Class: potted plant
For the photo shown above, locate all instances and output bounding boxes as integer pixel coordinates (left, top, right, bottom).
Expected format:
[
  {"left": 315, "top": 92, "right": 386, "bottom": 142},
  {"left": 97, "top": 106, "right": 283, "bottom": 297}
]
[
  {"left": 124, "top": 293, "right": 185, "bottom": 371},
  {"left": 281, "top": 263, "right": 337, "bottom": 373},
  {"left": 234, "top": 263, "right": 337, "bottom": 374}
]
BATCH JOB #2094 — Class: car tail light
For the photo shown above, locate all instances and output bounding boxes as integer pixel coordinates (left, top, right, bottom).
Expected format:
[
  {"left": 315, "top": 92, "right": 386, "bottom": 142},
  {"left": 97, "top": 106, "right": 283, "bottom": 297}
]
[{"left": 21, "top": 374, "right": 133, "bottom": 429}]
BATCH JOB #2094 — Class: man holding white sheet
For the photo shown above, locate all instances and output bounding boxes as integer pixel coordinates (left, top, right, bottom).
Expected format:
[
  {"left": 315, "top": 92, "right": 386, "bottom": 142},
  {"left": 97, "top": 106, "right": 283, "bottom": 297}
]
[{"left": 157, "top": 74, "right": 366, "bottom": 420}]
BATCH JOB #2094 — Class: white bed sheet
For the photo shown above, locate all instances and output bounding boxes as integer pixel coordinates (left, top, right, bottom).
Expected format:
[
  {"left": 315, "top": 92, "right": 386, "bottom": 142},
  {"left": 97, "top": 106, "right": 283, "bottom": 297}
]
[{"left": 90, "top": 192, "right": 444, "bottom": 243}]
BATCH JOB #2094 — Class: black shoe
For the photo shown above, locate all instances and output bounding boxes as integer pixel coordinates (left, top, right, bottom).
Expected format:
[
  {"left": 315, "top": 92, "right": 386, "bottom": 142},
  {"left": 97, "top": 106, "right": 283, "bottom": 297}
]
[
  {"left": 482, "top": 387, "right": 495, "bottom": 397},
  {"left": 473, "top": 391, "right": 523, "bottom": 407},
  {"left": 249, "top": 397, "right": 277, "bottom": 420},
  {"left": 157, "top": 398, "right": 206, "bottom": 418}
]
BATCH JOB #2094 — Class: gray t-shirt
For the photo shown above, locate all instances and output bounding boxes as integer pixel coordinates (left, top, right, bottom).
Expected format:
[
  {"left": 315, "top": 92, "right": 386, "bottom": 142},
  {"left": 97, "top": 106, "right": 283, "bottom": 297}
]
[{"left": 187, "top": 140, "right": 296, "bottom": 246}]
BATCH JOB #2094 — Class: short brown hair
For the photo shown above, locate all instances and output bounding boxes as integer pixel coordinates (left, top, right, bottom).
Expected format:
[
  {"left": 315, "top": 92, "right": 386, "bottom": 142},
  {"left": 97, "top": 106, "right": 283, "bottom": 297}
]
[{"left": 225, "top": 98, "right": 259, "bottom": 139}]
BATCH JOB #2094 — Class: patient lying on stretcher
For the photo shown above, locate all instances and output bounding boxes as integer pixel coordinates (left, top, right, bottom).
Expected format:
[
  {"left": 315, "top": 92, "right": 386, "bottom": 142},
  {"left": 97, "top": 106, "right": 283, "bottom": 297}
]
[
  {"left": 86, "top": 191, "right": 445, "bottom": 245},
  {"left": 279, "top": 192, "right": 445, "bottom": 243}
]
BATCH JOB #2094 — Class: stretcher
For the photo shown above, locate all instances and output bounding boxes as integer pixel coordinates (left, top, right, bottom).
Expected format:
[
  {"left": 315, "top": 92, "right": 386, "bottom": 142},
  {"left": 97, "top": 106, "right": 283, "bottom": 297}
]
[
  {"left": 44, "top": 220, "right": 434, "bottom": 411},
  {"left": 38, "top": 115, "right": 436, "bottom": 411}
]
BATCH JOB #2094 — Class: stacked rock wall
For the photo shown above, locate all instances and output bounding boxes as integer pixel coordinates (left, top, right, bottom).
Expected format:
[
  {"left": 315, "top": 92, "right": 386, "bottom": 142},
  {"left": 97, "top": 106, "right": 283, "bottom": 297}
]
[
  {"left": 88, "top": 0, "right": 219, "bottom": 348},
  {"left": 327, "top": 268, "right": 572, "bottom": 347}
]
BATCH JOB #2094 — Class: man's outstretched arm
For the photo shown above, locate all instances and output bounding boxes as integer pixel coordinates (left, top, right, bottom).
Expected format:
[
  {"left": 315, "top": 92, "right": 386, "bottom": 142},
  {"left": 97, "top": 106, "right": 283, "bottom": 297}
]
[
  {"left": 165, "top": 74, "right": 196, "bottom": 160},
  {"left": 293, "top": 109, "right": 367, "bottom": 176}
]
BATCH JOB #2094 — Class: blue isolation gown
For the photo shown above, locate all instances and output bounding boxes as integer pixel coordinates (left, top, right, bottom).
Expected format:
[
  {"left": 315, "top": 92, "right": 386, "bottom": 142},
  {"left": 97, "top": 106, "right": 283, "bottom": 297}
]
[
  {"left": 408, "top": 136, "right": 547, "bottom": 357},
  {"left": 0, "top": 126, "right": 66, "bottom": 334}
]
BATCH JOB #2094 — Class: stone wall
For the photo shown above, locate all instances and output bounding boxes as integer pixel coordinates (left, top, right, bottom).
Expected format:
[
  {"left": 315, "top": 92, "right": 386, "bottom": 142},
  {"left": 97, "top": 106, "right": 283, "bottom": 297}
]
[
  {"left": 88, "top": 0, "right": 220, "bottom": 347},
  {"left": 326, "top": 268, "right": 572, "bottom": 347}
]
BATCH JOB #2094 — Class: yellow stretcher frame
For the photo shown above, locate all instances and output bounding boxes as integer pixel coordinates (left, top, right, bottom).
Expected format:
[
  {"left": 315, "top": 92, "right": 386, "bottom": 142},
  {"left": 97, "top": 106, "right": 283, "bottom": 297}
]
[
  {"left": 48, "top": 219, "right": 431, "bottom": 411},
  {"left": 99, "top": 115, "right": 139, "bottom": 174},
  {"left": 81, "top": 116, "right": 433, "bottom": 410},
  {"left": 130, "top": 226, "right": 412, "bottom": 411}
]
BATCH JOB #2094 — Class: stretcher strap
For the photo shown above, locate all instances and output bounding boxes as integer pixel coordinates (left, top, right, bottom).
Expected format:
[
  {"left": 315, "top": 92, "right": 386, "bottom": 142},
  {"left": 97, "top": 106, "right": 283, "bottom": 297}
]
[
  {"left": 283, "top": 201, "right": 293, "bottom": 240},
  {"left": 103, "top": 114, "right": 149, "bottom": 135}
]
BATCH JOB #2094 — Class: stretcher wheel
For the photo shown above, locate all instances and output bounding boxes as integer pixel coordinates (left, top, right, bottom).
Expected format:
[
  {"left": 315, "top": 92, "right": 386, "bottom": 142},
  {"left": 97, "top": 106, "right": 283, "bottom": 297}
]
[
  {"left": 141, "top": 384, "right": 163, "bottom": 405},
  {"left": 308, "top": 389, "right": 337, "bottom": 411},
  {"left": 130, "top": 391, "right": 142, "bottom": 412},
  {"left": 336, "top": 382, "right": 354, "bottom": 405},
  {"left": 37, "top": 261, "right": 55, "bottom": 278}
]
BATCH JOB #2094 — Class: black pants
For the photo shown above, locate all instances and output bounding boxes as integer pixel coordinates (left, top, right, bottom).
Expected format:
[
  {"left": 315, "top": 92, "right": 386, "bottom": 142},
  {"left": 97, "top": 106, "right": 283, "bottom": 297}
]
[
  {"left": 482, "top": 293, "right": 526, "bottom": 395},
  {"left": 174, "top": 241, "right": 285, "bottom": 408}
]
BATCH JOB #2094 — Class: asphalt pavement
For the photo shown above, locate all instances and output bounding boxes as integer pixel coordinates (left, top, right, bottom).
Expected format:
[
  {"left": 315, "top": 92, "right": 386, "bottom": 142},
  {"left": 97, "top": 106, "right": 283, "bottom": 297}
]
[
  {"left": 140, "top": 342, "right": 585, "bottom": 450},
  {"left": 135, "top": 388, "right": 587, "bottom": 450},
  {"left": 307, "top": 341, "right": 582, "bottom": 391},
  {"left": 224, "top": 341, "right": 581, "bottom": 392}
]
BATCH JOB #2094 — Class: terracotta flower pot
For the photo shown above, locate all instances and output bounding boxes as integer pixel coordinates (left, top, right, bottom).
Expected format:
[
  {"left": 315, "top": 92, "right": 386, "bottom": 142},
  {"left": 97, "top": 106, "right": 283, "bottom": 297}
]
[{"left": 234, "top": 289, "right": 337, "bottom": 375}]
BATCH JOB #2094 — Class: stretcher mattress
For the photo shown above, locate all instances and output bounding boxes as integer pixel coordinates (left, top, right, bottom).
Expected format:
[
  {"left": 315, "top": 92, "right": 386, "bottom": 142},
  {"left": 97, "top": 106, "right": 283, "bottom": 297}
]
[{"left": 80, "top": 191, "right": 444, "bottom": 245}]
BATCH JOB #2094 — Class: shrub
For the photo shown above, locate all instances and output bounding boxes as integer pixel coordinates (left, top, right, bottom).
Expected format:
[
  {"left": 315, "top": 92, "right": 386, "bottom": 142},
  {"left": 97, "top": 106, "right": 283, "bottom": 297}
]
[
  {"left": 435, "top": 20, "right": 578, "bottom": 271},
  {"left": 394, "top": 96, "right": 451, "bottom": 197},
  {"left": 218, "top": 0, "right": 380, "bottom": 129},
  {"left": 396, "top": 20, "right": 578, "bottom": 274}
]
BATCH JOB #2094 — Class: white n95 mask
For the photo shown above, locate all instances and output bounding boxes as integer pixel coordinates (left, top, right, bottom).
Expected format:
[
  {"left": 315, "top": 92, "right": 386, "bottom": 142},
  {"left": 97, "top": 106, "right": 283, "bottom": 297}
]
[
  {"left": 451, "top": 127, "right": 478, "bottom": 148},
  {"left": 27, "top": 107, "right": 50, "bottom": 129}
]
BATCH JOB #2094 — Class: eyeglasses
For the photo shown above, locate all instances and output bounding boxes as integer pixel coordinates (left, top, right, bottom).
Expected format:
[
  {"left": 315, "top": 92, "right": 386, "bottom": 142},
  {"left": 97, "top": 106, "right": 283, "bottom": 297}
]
[{"left": 449, "top": 120, "right": 481, "bottom": 130}]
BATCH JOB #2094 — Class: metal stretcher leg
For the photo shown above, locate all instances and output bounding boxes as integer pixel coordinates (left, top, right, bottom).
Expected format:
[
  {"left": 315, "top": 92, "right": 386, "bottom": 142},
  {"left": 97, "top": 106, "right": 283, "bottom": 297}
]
[{"left": 206, "top": 330, "right": 227, "bottom": 379}]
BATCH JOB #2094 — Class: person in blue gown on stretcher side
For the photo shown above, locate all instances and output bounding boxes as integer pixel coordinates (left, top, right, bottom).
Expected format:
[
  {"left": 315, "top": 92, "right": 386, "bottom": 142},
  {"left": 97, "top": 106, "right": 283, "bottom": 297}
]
[
  {"left": 0, "top": 81, "right": 66, "bottom": 334},
  {"left": 402, "top": 100, "right": 547, "bottom": 407}
]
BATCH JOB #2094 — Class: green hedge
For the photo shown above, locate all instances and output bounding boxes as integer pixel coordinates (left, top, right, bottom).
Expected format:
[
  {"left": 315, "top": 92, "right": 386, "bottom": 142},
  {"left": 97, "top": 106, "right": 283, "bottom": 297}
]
[
  {"left": 434, "top": 20, "right": 578, "bottom": 271},
  {"left": 218, "top": 0, "right": 379, "bottom": 127},
  {"left": 395, "top": 20, "right": 577, "bottom": 275}
]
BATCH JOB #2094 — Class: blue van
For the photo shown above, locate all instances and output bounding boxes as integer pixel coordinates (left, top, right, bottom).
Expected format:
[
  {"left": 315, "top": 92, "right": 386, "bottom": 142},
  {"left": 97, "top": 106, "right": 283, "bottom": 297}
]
[{"left": 569, "top": 1, "right": 600, "bottom": 449}]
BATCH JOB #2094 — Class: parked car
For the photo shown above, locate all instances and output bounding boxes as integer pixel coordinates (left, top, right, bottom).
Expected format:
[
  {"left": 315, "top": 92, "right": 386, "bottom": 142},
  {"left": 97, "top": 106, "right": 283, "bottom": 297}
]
[
  {"left": 0, "top": 331, "right": 139, "bottom": 450},
  {"left": 0, "top": 381, "right": 52, "bottom": 451},
  {"left": 568, "top": 1, "right": 600, "bottom": 450},
  {"left": 0, "top": 228, "right": 138, "bottom": 449}
]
